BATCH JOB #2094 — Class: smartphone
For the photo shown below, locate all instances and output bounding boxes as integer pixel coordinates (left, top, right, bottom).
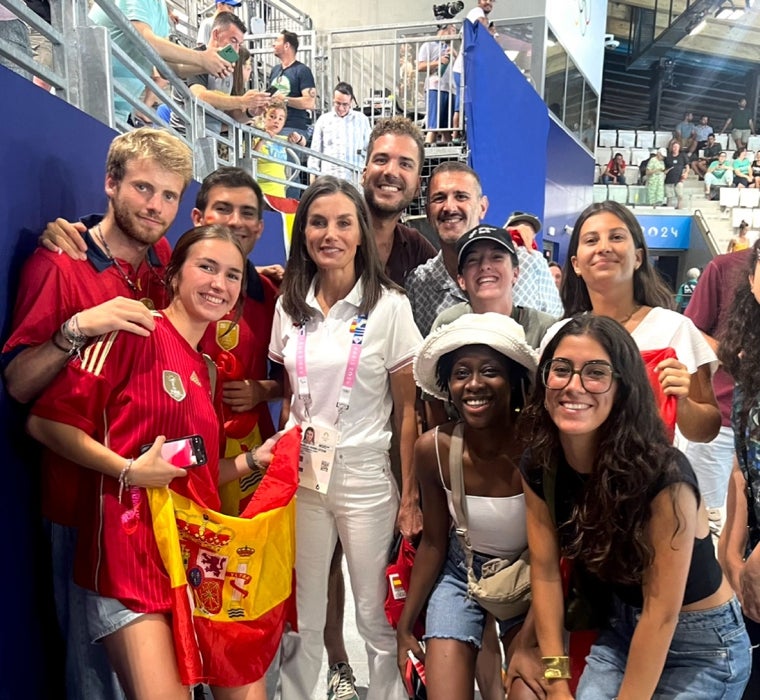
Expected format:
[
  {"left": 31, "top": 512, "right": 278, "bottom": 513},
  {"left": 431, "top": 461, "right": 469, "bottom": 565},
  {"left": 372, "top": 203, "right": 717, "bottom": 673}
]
[
  {"left": 140, "top": 435, "right": 207, "bottom": 468},
  {"left": 266, "top": 85, "right": 278, "bottom": 96},
  {"left": 217, "top": 44, "right": 239, "bottom": 63}
]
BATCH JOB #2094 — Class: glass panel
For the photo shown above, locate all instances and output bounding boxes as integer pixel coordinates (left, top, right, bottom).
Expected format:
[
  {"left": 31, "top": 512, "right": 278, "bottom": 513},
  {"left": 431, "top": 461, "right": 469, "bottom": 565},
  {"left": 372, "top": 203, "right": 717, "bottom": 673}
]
[
  {"left": 544, "top": 29, "right": 566, "bottom": 120},
  {"left": 565, "top": 58, "right": 583, "bottom": 137},
  {"left": 581, "top": 82, "right": 598, "bottom": 151}
]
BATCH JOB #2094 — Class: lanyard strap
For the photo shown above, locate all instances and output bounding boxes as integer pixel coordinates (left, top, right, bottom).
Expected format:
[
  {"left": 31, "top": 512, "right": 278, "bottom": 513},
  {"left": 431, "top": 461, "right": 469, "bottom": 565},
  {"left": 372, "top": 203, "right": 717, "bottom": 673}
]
[{"left": 296, "top": 314, "right": 368, "bottom": 421}]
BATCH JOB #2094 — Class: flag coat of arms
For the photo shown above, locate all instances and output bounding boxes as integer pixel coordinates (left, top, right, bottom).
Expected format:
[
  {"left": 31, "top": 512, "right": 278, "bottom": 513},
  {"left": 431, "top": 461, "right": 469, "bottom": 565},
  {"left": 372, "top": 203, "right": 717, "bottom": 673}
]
[{"left": 148, "top": 427, "right": 301, "bottom": 686}]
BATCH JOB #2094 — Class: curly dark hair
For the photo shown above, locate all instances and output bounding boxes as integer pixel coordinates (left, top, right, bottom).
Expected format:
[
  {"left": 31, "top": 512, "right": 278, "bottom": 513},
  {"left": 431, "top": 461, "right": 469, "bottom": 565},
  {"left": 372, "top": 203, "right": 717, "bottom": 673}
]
[
  {"left": 718, "top": 240, "right": 760, "bottom": 419},
  {"left": 561, "top": 201, "right": 674, "bottom": 317},
  {"left": 520, "top": 315, "right": 681, "bottom": 585}
]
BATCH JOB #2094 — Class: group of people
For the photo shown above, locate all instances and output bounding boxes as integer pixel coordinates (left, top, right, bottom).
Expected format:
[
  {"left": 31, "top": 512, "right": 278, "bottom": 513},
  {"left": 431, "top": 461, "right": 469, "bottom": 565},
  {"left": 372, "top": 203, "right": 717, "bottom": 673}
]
[{"left": 3, "top": 111, "right": 758, "bottom": 700}]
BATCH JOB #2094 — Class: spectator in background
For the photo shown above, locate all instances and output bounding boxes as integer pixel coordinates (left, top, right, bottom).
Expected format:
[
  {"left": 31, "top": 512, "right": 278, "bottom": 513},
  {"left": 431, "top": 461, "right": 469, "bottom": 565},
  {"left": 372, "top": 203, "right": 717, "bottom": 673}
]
[
  {"left": 751, "top": 151, "right": 760, "bottom": 189},
  {"left": 196, "top": 0, "right": 240, "bottom": 47},
  {"left": 676, "top": 267, "right": 700, "bottom": 313},
  {"left": 253, "top": 102, "right": 302, "bottom": 197},
  {"left": 674, "top": 111, "right": 697, "bottom": 154},
  {"left": 694, "top": 114, "right": 715, "bottom": 151},
  {"left": 722, "top": 97, "right": 755, "bottom": 152},
  {"left": 0, "top": 6, "right": 32, "bottom": 80},
  {"left": 307, "top": 82, "right": 371, "bottom": 185},
  {"left": 692, "top": 133, "right": 722, "bottom": 179},
  {"left": 548, "top": 261, "right": 562, "bottom": 290},
  {"left": 505, "top": 211, "right": 564, "bottom": 318},
  {"left": 733, "top": 147, "right": 752, "bottom": 188},
  {"left": 89, "top": 0, "right": 234, "bottom": 124},
  {"left": 268, "top": 30, "right": 316, "bottom": 143},
  {"left": 664, "top": 141, "right": 690, "bottom": 209},
  {"left": 646, "top": 147, "right": 667, "bottom": 205},
  {"left": 169, "top": 13, "right": 270, "bottom": 134},
  {"left": 728, "top": 221, "right": 751, "bottom": 254},
  {"left": 417, "top": 24, "right": 458, "bottom": 146},
  {"left": 704, "top": 151, "right": 733, "bottom": 197},
  {"left": 601, "top": 152, "right": 627, "bottom": 185}
]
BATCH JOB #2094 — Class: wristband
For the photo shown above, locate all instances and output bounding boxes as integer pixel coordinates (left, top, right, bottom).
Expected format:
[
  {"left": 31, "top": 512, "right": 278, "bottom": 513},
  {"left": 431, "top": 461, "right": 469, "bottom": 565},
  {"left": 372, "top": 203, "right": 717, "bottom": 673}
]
[
  {"left": 542, "top": 656, "right": 571, "bottom": 680},
  {"left": 245, "top": 448, "right": 262, "bottom": 472},
  {"left": 60, "top": 314, "right": 87, "bottom": 355}
]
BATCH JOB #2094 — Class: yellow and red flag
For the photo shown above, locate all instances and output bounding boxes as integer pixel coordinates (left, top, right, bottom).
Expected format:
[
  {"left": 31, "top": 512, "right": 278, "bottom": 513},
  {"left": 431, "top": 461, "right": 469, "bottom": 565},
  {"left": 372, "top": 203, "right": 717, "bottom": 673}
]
[{"left": 148, "top": 427, "right": 301, "bottom": 687}]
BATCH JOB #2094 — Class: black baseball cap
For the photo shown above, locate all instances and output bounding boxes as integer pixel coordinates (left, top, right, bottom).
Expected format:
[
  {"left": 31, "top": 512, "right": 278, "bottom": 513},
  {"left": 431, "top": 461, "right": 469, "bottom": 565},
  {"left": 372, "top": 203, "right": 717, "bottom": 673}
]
[
  {"left": 456, "top": 224, "right": 519, "bottom": 272},
  {"left": 506, "top": 211, "right": 541, "bottom": 232}
]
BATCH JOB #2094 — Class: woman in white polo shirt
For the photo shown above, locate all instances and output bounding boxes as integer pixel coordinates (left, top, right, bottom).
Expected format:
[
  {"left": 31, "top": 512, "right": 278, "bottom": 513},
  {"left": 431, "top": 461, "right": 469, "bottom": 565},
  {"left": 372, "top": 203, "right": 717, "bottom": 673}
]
[{"left": 269, "top": 176, "right": 422, "bottom": 700}]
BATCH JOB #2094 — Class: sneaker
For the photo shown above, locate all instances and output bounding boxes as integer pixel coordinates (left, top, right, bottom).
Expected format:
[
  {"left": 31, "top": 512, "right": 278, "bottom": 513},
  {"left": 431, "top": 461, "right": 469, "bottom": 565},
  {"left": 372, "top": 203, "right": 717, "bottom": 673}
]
[{"left": 327, "top": 661, "right": 360, "bottom": 700}]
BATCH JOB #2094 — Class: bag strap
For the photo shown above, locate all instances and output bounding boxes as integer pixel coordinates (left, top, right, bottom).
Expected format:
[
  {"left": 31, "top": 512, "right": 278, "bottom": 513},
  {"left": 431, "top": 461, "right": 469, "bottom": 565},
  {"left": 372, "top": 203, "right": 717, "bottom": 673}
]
[
  {"left": 448, "top": 422, "right": 476, "bottom": 572},
  {"left": 203, "top": 354, "right": 218, "bottom": 399}
]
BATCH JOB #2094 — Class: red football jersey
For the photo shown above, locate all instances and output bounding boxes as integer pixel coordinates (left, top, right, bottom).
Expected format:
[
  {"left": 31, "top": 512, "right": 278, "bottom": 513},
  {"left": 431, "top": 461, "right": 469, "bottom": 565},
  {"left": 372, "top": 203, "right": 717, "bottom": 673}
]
[
  {"left": 32, "top": 313, "right": 222, "bottom": 612},
  {"left": 3, "top": 226, "right": 171, "bottom": 525}
]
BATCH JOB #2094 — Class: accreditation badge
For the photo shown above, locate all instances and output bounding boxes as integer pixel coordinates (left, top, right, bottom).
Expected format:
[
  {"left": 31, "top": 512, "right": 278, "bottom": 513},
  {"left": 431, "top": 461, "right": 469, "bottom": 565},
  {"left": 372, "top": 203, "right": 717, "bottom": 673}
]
[{"left": 297, "top": 422, "right": 340, "bottom": 494}]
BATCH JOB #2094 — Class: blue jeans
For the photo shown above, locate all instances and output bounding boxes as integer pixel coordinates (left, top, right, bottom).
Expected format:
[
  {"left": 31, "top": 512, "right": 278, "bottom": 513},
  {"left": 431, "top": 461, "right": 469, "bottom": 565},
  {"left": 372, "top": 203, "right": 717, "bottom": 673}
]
[
  {"left": 424, "top": 531, "right": 524, "bottom": 648},
  {"left": 576, "top": 596, "right": 750, "bottom": 699}
]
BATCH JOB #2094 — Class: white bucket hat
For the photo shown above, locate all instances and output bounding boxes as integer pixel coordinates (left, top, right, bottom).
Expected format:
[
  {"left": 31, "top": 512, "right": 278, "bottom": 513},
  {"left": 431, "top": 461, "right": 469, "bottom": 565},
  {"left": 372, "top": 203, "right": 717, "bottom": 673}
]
[{"left": 414, "top": 313, "right": 539, "bottom": 400}]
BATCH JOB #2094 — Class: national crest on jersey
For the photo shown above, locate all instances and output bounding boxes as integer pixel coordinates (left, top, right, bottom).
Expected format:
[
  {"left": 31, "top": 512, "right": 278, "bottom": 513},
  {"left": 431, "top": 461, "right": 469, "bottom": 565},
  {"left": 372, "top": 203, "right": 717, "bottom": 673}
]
[
  {"left": 163, "top": 370, "right": 186, "bottom": 401},
  {"left": 215, "top": 320, "right": 240, "bottom": 352}
]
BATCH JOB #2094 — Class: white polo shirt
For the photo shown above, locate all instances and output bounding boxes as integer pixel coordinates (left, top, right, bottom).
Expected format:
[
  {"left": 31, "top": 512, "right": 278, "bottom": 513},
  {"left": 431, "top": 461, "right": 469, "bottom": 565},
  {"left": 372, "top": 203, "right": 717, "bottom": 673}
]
[{"left": 269, "top": 279, "right": 421, "bottom": 453}]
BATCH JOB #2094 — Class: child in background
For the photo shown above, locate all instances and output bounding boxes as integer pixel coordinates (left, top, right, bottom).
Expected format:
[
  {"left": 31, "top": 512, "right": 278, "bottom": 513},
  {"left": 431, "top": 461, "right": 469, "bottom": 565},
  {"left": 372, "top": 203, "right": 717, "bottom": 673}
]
[{"left": 254, "top": 102, "right": 301, "bottom": 197}]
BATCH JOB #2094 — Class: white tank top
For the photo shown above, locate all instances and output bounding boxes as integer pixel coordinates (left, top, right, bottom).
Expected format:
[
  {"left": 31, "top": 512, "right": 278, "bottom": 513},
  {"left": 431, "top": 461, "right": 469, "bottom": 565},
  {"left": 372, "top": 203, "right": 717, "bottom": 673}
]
[{"left": 435, "top": 427, "right": 527, "bottom": 559}]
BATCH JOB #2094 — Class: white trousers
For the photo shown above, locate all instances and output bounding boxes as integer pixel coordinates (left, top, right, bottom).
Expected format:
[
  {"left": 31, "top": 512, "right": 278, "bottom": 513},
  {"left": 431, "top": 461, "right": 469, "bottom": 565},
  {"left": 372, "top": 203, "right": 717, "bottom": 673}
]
[
  {"left": 273, "top": 449, "right": 407, "bottom": 700},
  {"left": 682, "top": 425, "right": 735, "bottom": 510}
]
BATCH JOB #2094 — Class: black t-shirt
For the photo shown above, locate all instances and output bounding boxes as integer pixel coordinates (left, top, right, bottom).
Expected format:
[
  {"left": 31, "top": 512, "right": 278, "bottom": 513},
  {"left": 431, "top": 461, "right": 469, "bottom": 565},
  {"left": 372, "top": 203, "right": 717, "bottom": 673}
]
[
  {"left": 268, "top": 60, "right": 316, "bottom": 131},
  {"left": 664, "top": 153, "right": 690, "bottom": 184},
  {"left": 519, "top": 449, "right": 722, "bottom": 607}
]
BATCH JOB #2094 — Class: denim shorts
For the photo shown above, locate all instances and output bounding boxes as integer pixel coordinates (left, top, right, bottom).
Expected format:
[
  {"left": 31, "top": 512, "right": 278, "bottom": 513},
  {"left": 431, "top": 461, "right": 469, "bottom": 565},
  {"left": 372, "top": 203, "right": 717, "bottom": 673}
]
[
  {"left": 576, "top": 595, "right": 750, "bottom": 699},
  {"left": 85, "top": 590, "right": 144, "bottom": 643},
  {"left": 424, "top": 530, "right": 525, "bottom": 649}
]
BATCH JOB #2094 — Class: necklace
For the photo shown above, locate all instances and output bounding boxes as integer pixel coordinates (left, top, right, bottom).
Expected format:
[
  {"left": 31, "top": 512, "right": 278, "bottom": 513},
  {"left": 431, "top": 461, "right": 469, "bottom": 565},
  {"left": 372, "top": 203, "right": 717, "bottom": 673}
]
[
  {"left": 617, "top": 304, "right": 641, "bottom": 325},
  {"left": 94, "top": 224, "right": 166, "bottom": 303}
]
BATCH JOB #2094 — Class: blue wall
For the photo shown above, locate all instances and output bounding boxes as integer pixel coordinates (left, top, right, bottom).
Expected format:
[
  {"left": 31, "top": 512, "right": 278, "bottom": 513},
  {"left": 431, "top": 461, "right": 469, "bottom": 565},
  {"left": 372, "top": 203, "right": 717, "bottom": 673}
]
[
  {"left": 0, "top": 66, "right": 291, "bottom": 697},
  {"left": 464, "top": 22, "right": 594, "bottom": 263}
]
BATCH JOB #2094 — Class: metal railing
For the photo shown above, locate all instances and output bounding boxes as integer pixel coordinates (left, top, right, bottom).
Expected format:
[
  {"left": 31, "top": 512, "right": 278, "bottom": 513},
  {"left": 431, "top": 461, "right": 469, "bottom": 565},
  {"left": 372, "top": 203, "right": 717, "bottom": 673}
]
[{"left": 0, "top": 0, "right": 357, "bottom": 192}]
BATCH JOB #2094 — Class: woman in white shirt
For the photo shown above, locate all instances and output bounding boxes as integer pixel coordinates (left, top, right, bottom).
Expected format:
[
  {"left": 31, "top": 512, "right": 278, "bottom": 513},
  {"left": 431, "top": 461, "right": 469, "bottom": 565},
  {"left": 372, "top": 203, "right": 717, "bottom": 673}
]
[
  {"left": 269, "top": 176, "right": 422, "bottom": 700},
  {"left": 551, "top": 201, "right": 719, "bottom": 444}
]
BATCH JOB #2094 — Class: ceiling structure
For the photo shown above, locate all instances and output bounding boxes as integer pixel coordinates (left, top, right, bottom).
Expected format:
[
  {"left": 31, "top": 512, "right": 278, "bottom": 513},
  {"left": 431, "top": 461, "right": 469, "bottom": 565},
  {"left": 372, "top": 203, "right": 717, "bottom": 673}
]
[{"left": 606, "top": 0, "right": 760, "bottom": 67}]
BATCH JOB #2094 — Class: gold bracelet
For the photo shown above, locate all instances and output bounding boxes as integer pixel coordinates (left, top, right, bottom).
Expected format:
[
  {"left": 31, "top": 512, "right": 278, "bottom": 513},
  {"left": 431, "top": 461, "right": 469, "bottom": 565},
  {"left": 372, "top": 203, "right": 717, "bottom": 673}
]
[{"left": 542, "top": 656, "right": 571, "bottom": 680}]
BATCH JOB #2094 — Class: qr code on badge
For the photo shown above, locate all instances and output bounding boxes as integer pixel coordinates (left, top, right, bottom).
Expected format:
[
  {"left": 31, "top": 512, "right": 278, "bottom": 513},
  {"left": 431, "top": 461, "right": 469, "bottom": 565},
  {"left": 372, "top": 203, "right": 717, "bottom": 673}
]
[{"left": 320, "top": 460, "right": 330, "bottom": 472}]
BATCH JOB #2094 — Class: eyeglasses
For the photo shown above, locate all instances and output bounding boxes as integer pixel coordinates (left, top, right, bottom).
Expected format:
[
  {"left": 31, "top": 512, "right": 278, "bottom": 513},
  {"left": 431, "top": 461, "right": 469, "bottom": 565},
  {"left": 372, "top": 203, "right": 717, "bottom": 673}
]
[{"left": 541, "top": 359, "right": 617, "bottom": 394}]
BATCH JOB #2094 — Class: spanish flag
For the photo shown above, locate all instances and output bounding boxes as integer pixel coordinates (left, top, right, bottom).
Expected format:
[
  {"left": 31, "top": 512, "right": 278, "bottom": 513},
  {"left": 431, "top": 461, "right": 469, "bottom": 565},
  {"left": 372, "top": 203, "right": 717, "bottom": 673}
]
[{"left": 148, "top": 427, "right": 301, "bottom": 687}]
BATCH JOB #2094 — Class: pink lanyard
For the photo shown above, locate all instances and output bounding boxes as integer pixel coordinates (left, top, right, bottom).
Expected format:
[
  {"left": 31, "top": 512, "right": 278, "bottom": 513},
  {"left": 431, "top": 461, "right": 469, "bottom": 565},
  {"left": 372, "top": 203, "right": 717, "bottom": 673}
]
[{"left": 295, "top": 314, "right": 368, "bottom": 422}]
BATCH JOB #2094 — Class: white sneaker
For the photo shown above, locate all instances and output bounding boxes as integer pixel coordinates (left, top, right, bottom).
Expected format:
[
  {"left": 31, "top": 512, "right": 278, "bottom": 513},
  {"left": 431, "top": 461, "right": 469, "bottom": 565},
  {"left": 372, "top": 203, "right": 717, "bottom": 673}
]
[{"left": 326, "top": 662, "right": 360, "bottom": 700}]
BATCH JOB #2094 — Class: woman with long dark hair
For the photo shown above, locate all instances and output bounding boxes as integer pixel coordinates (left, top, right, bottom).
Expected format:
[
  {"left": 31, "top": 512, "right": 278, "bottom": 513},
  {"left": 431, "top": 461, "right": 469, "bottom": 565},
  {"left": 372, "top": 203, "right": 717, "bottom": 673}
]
[
  {"left": 554, "top": 200, "right": 719, "bottom": 443},
  {"left": 521, "top": 314, "right": 749, "bottom": 699},
  {"left": 269, "top": 176, "right": 421, "bottom": 699}
]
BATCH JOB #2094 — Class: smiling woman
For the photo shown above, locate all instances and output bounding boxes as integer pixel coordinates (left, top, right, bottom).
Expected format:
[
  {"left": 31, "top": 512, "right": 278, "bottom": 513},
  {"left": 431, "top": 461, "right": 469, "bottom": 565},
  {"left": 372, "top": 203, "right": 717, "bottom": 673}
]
[
  {"left": 520, "top": 315, "right": 749, "bottom": 699},
  {"left": 269, "top": 176, "right": 422, "bottom": 699},
  {"left": 26, "top": 226, "right": 288, "bottom": 697},
  {"left": 397, "top": 313, "right": 542, "bottom": 700},
  {"left": 549, "top": 200, "right": 720, "bottom": 444}
]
